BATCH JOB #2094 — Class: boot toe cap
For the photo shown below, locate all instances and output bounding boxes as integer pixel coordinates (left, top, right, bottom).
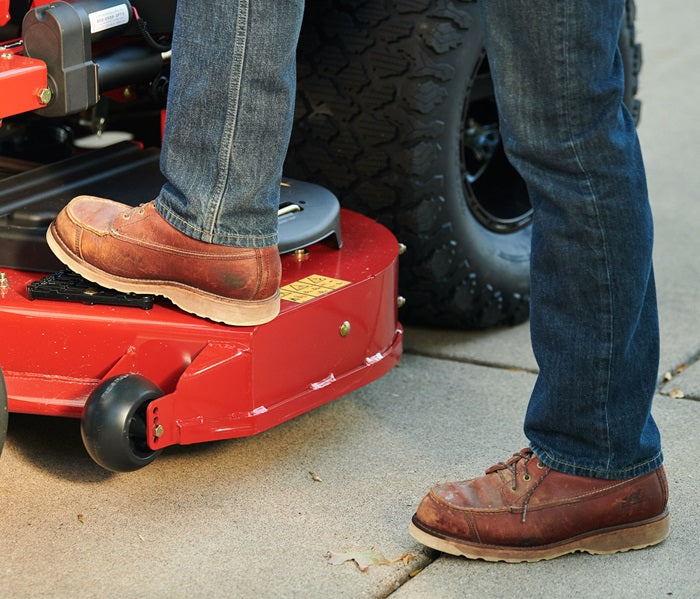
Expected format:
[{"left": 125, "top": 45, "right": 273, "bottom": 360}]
[{"left": 64, "top": 195, "right": 125, "bottom": 235}]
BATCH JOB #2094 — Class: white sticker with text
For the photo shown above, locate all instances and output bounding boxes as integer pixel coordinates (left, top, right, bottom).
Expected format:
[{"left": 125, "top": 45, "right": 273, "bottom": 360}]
[{"left": 89, "top": 4, "right": 130, "bottom": 34}]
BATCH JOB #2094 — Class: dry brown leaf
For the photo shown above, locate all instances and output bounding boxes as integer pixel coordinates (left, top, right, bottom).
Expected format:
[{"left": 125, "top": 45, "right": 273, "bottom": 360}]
[
  {"left": 326, "top": 548, "right": 417, "bottom": 572},
  {"left": 669, "top": 388, "right": 685, "bottom": 399},
  {"left": 676, "top": 363, "right": 686, "bottom": 374},
  {"left": 309, "top": 471, "right": 322, "bottom": 482},
  {"left": 326, "top": 548, "right": 390, "bottom": 572},
  {"left": 394, "top": 553, "right": 417, "bottom": 566},
  {"left": 77, "top": 514, "right": 84, "bottom": 524}
]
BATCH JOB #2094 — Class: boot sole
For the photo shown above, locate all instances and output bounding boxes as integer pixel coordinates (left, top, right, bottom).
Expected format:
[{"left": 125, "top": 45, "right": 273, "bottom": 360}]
[
  {"left": 46, "top": 224, "right": 280, "bottom": 326},
  {"left": 409, "top": 510, "right": 670, "bottom": 563}
]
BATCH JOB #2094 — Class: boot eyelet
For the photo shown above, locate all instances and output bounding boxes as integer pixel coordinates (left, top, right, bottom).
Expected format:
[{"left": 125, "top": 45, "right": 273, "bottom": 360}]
[
  {"left": 510, "top": 486, "right": 517, "bottom": 492},
  {"left": 523, "top": 474, "right": 531, "bottom": 482},
  {"left": 537, "top": 462, "right": 545, "bottom": 469}
]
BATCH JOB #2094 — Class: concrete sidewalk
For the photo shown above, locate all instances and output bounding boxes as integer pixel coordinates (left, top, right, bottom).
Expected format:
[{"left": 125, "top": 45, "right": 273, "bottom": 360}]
[{"left": 1, "top": 1, "right": 698, "bottom": 597}]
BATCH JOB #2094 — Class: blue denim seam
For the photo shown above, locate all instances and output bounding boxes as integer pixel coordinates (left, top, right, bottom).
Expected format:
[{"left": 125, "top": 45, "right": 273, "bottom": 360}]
[
  {"left": 202, "top": 0, "right": 250, "bottom": 242},
  {"left": 560, "top": 0, "right": 615, "bottom": 470}
]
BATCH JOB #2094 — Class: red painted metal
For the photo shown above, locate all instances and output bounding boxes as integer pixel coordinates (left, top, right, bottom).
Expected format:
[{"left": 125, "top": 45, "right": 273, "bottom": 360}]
[
  {"left": 0, "top": 1, "right": 9, "bottom": 27},
  {"left": 0, "top": 209, "right": 403, "bottom": 450},
  {"left": 0, "top": 52, "right": 47, "bottom": 119}
]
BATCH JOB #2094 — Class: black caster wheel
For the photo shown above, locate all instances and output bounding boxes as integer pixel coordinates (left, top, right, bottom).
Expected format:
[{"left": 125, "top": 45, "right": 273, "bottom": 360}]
[
  {"left": 81, "top": 374, "right": 163, "bottom": 472},
  {"left": 0, "top": 366, "right": 7, "bottom": 459}
]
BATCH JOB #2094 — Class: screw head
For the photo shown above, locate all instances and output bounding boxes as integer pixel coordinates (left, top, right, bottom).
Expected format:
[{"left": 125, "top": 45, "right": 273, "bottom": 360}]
[
  {"left": 153, "top": 424, "right": 164, "bottom": 438},
  {"left": 339, "top": 321, "right": 351, "bottom": 337},
  {"left": 397, "top": 296, "right": 406, "bottom": 308}
]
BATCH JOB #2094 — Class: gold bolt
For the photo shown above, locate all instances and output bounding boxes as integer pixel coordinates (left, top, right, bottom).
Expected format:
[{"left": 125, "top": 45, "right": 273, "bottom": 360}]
[
  {"left": 153, "top": 424, "right": 164, "bottom": 438},
  {"left": 398, "top": 243, "right": 407, "bottom": 255},
  {"left": 339, "top": 321, "right": 351, "bottom": 337},
  {"left": 397, "top": 296, "right": 406, "bottom": 308},
  {"left": 0, "top": 272, "right": 8, "bottom": 289},
  {"left": 37, "top": 88, "right": 52, "bottom": 105},
  {"left": 294, "top": 248, "right": 309, "bottom": 261}
]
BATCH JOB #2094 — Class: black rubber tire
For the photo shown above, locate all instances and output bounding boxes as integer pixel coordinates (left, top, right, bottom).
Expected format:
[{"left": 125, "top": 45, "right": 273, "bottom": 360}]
[
  {"left": 81, "top": 374, "right": 163, "bottom": 472},
  {"left": 0, "top": 366, "right": 7, "bottom": 459},
  {"left": 287, "top": 0, "right": 642, "bottom": 328}
]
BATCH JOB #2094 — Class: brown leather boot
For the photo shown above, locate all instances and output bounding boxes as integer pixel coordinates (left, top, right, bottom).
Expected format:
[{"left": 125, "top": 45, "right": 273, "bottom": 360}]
[
  {"left": 409, "top": 448, "right": 669, "bottom": 562},
  {"left": 46, "top": 196, "right": 281, "bottom": 326}
]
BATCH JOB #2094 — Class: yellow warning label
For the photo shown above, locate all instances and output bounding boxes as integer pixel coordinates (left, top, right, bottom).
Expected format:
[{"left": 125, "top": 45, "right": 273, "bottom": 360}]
[{"left": 280, "top": 274, "right": 351, "bottom": 303}]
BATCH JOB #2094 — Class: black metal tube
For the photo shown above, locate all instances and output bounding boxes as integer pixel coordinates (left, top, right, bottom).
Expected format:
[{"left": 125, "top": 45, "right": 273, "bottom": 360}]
[{"left": 95, "top": 44, "right": 164, "bottom": 91}]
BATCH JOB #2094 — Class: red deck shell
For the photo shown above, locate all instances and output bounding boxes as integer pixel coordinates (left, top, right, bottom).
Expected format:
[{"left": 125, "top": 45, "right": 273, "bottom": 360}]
[{"left": 0, "top": 210, "right": 403, "bottom": 450}]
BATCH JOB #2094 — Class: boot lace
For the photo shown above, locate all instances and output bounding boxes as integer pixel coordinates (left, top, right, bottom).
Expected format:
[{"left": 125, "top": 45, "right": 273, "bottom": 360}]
[{"left": 486, "top": 448, "right": 551, "bottom": 522}]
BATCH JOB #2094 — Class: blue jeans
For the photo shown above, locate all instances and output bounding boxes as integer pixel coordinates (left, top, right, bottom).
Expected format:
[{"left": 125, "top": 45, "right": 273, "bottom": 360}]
[
  {"left": 155, "top": 0, "right": 304, "bottom": 248},
  {"left": 479, "top": 0, "right": 662, "bottom": 479}
]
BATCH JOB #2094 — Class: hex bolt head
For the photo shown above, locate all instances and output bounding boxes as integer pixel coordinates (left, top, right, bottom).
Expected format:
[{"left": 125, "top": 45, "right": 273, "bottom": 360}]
[{"left": 37, "top": 88, "right": 52, "bottom": 105}]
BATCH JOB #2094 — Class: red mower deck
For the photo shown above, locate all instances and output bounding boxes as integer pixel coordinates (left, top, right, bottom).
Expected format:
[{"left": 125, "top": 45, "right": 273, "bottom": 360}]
[{"left": 0, "top": 209, "right": 403, "bottom": 470}]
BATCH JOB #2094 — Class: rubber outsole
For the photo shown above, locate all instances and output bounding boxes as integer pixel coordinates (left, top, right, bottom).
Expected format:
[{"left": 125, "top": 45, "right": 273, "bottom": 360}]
[
  {"left": 409, "top": 511, "right": 670, "bottom": 563},
  {"left": 46, "top": 224, "right": 280, "bottom": 326}
]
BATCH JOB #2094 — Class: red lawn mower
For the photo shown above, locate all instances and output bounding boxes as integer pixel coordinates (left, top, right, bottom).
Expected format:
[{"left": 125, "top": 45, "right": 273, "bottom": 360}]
[{"left": 0, "top": 0, "right": 402, "bottom": 470}]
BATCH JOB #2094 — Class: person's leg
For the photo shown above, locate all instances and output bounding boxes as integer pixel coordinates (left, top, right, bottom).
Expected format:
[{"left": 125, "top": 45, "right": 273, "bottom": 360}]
[
  {"left": 409, "top": 0, "right": 668, "bottom": 561},
  {"left": 47, "top": 0, "right": 305, "bottom": 325},
  {"left": 157, "top": 0, "right": 304, "bottom": 248},
  {"left": 505, "top": 4, "right": 662, "bottom": 480}
]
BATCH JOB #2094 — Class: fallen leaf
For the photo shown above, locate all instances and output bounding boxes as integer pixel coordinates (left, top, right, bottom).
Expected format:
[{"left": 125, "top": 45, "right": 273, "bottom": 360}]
[
  {"left": 326, "top": 548, "right": 390, "bottom": 572},
  {"left": 676, "top": 363, "right": 686, "bottom": 374},
  {"left": 394, "top": 553, "right": 417, "bottom": 566},
  {"left": 77, "top": 514, "right": 84, "bottom": 524},
  {"left": 663, "top": 371, "right": 673, "bottom": 382},
  {"left": 309, "top": 471, "right": 322, "bottom": 482},
  {"left": 669, "top": 388, "right": 685, "bottom": 399}
]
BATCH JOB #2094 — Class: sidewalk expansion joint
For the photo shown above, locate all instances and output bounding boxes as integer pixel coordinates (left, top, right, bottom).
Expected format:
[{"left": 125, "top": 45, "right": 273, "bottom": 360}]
[
  {"left": 404, "top": 348, "right": 539, "bottom": 375},
  {"left": 382, "top": 549, "right": 440, "bottom": 598}
]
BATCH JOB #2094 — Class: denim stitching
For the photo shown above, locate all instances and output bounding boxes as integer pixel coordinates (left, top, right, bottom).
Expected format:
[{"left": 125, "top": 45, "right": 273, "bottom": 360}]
[
  {"left": 559, "top": 0, "right": 614, "bottom": 469},
  {"left": 203, "top": 0, "right": 250, "bottom": 242}
]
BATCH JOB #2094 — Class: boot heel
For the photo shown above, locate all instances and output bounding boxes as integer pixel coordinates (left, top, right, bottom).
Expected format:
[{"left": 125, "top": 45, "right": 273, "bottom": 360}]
[{"left": 583, "top": 512, "right": 670, "bottom": 555}]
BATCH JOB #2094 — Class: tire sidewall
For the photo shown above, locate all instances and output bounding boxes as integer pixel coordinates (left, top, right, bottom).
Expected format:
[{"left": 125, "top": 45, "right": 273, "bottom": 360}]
[{"left": 441, "top": 49, "right": 532, "bottom": 296}]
